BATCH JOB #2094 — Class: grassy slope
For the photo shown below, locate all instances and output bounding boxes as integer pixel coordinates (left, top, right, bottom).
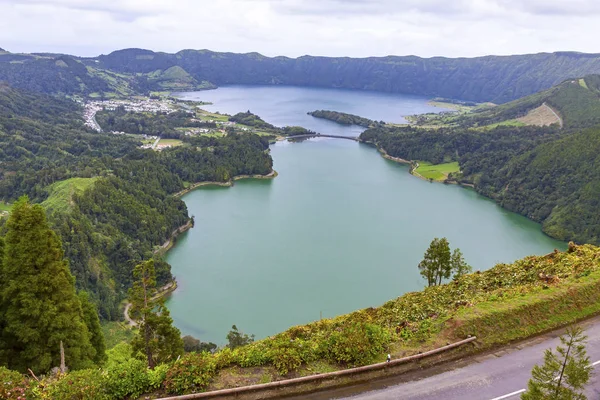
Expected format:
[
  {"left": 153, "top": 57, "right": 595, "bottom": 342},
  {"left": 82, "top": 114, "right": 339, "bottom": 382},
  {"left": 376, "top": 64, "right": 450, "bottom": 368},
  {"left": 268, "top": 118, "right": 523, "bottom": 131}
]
[
  {"left": 415, "top": 161, "right": 460, "bottom": 181},
  {"left": 41, "top": 177, "right": 98, "bottom": 214}
]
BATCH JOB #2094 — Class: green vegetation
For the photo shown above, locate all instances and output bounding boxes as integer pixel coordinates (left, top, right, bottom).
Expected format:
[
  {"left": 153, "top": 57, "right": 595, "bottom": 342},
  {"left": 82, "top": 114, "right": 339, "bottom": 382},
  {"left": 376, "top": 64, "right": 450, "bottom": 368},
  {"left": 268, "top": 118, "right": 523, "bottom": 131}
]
[
  {"left": 145, "top": 66, "right": 215, "bottom": 91},
  {"left": 522, "top": 327, "right": 591, "bottom": 400},
  {"left": 229, "top": 111, "right": 275, "bottom": 129},
  {"left": 0, "top": 84, "right": 274, "bottom": 320},
  {"left": 418, "top": 238, "right": 471, "bottom": 286},
  {"left": 0, "top": 202, "right": 10, "bottom": 212},
  {"left": 93, "top": 48, "right": 600, "bottom": 103},
  {"left": 360, "top": 87, "right": 600, "bottom": 245},
  {"left": 129, "top": 260, "right": 183, "bottom": 368},
  {"left": 158, "top": 138, "right": 183, "bottom": 147},
  {"left": 41, "top": 177, "right": 98, "bottom": 214},
  {"left": 308, "top": 110, "right": 376, "bottom": 127},
  {"left": 2, "top": 243, "right": 599, "bottom": 398},
  {"left": 414, "top": 161, "right": 459, "bottom": 181},
  {"left": 102, "top": 322, "right": 135, "bottom": 350},
  {"left": 96, "top": 107, "right": 216, "bottom": 138},
  {"left": 0, "top": 197, "right": 101, "bottom": 374}
]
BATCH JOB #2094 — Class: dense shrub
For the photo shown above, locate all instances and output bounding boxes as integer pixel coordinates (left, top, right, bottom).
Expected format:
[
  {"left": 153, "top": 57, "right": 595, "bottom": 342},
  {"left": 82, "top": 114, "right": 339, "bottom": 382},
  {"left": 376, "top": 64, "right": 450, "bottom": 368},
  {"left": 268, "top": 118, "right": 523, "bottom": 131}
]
[
  {"left": 0, "top": 367, "right": 34, "bottom": 400},
  {"left": 147, "top": 363, "right": 170, "bottom": 391},
  {"left": 44, "top": 369, "right": 110, "bottom": 400},
  {"left": 105, "top": 358, "right": 150, "bottom": 399},
  {"left": 162, "top": 353, "right": 218, "bottom": 395},
  {"left": 321, "top": 323, "right": 392, "bottom": 366}
]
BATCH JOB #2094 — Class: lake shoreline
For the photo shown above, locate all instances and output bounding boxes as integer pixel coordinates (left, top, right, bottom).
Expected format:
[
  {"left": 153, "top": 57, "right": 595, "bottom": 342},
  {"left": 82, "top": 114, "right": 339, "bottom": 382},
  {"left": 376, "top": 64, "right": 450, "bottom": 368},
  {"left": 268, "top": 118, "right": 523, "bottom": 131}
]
[
  {"left": 172, "top": 169, "right": 278, "bottom": 198},
  {"left": 375, "top": 145, "right": 475, "bottom": 188}
]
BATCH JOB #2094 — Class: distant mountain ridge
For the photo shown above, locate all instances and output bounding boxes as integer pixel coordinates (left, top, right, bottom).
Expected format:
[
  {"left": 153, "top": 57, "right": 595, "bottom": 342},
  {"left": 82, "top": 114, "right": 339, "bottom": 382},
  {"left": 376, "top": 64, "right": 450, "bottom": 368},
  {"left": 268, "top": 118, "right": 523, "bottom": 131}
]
[{"left": 2, "top": 47, "right": 600, "bottom": 102}]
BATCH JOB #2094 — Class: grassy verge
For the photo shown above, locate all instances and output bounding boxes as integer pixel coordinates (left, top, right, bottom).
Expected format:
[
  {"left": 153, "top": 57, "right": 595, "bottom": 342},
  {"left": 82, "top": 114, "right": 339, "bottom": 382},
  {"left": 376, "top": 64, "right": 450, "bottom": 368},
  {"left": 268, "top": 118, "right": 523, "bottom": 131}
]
[{"left": 414, "top": 161, "right": 460, "bottom": 181}]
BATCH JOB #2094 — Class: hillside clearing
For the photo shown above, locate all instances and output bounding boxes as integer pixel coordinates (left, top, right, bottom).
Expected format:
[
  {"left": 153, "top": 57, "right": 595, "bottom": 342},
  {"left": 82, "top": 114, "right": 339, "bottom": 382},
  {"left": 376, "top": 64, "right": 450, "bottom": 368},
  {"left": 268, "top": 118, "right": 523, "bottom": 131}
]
[
  {"left": 517, "top": 103, "right": 563, "bottom": 127},
  {"left": 415, "top": 161, "right": 460, "bottom": 181},
  {"left": 41, "top": 177, "right": 98, "bottom": 214}
]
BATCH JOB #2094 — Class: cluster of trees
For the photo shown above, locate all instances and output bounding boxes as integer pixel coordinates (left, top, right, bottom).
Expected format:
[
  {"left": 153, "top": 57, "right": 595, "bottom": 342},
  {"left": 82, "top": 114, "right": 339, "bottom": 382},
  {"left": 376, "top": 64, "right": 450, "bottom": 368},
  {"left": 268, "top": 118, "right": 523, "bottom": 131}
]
[
  {"left": 229, "top": 111, "right": 275, "bottom": 129},
  {"left": 417, "top": 238, "right": 471, "bottom": 286},
  {"left": 308, "top": 110, "right": 376, "bottom": 127},
  {"left": 96, "top": 107, "right": 216, "bottom": 138},
  {"left": 0, "top": 197, "right": 106, "bottom": 374}
]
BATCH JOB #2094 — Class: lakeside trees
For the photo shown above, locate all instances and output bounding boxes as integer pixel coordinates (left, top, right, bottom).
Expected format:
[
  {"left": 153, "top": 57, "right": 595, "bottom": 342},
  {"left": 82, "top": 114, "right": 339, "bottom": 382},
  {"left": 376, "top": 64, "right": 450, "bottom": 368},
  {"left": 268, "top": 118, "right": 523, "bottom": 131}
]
[{"left": 418, "top": 238, "right": 471, "bottom": 286}]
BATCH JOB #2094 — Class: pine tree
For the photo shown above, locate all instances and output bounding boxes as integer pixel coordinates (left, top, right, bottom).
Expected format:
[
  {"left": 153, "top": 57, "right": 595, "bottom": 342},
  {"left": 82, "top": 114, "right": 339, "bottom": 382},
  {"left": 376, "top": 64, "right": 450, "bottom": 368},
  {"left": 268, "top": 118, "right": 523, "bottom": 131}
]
[
  {"left": 79, "top": 291, "right": 107, "bottom": 365},
  {"left": 129, "top": 260, "right": 183, "bottom": 368},
  {"left": 0, "top": 197, "right": 95, "bottom": 373},
  {"left": 522, "top": 327, "right": 592, "bottom": 400}
]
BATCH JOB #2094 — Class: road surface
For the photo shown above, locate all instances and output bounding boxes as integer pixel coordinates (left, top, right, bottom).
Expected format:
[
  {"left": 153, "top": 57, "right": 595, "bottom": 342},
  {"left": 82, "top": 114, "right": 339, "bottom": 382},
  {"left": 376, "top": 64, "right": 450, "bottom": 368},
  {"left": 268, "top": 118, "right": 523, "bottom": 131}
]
[{"left": 293, "top": 317, "right": 600, "bottom": 400}]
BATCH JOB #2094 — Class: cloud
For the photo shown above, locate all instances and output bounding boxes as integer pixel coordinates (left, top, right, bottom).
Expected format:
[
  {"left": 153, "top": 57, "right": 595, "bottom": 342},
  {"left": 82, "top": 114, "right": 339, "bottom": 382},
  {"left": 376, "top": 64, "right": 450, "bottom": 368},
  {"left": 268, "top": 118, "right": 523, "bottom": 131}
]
[{"left": 0, "top": 0, "right": 597, "bottom": 58}]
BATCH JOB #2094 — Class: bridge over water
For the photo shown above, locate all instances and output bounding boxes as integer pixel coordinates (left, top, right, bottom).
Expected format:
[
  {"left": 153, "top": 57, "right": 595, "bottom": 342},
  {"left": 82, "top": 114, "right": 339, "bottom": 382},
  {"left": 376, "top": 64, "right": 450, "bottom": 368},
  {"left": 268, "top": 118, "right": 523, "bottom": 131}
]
[{"left": 285, "top": 134, "right": 360, "bottom": 142}]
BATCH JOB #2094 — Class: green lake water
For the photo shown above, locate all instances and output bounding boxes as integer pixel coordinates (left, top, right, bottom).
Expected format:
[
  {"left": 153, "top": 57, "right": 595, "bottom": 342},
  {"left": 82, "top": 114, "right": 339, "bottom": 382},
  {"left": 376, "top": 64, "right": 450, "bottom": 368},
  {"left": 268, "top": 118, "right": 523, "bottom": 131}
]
[{"left": 167, "top": 86, "right": 565, "bottom": 344}]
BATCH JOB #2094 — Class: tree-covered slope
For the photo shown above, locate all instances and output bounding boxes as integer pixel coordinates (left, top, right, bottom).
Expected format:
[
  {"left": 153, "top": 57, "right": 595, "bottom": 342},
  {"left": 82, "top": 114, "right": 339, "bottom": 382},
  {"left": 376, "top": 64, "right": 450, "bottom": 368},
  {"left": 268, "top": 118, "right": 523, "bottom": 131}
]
[
  {"left": 456, "top": 75, "right": 600, "bottom": 128},
  {"left": 360, "top": 75, "right": 600, "bottom": 245},
  {"left": 483, "top": 126, "right": 600, "bottom": 244},
  {"left": 3, "top": 47, "right": 600, "bottom": 102},
  {"left": 0, "top": 84, "right": 274, "bottom": 319},
  {"left": 92, "top": 49, "right": 600, "bottom": 103}
]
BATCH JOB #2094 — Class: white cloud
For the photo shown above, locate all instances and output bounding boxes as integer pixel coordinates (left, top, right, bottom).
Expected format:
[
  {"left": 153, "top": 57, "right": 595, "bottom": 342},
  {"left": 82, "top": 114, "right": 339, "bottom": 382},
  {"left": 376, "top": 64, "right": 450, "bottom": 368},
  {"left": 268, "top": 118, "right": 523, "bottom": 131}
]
[{"left": 0, "top": 0, "right": 597, "bottom": 58}]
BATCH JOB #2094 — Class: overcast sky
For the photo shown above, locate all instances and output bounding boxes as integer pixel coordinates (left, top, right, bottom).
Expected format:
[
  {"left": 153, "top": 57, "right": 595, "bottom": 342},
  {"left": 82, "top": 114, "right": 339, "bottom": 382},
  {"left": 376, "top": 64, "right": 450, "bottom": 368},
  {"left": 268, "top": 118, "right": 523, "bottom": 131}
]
[{"left": 0, "top": 0, "right": 598, "bottom": 58}]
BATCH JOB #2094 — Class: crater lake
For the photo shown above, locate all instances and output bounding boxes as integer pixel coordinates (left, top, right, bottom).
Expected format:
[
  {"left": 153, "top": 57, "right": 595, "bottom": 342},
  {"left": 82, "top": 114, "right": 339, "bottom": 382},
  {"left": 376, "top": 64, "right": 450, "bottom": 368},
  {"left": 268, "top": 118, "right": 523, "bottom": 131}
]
[{"left": 167, "top": 86, "right": 565, "bottom": 344}]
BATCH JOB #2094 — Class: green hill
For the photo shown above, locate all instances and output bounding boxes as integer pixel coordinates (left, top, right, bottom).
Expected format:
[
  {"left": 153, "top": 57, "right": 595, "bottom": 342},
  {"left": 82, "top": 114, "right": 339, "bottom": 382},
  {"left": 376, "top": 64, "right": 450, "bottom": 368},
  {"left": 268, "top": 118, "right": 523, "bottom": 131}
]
[
  {"left": 458, "top": 75, "right": 600, "bottom": 129},
  {"left": 146, "top": 66, "right": 215, "bottom": 91},
  {"left": 3, "top": 47, "right": 600, "bottom": 102},
  {"left": 94, "top": 49, "right": 600, "bottom": 103},
  {"left": 41, "top": 177, "right": 98, "bottom": 214}
]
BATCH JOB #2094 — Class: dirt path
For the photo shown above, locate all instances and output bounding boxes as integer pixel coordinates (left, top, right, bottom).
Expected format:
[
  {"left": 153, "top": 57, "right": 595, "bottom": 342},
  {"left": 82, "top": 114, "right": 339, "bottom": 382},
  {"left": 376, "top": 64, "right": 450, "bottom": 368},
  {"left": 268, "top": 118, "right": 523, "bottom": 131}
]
[{"left": 542, "top": 102, "right": 563, "bottom": 128}]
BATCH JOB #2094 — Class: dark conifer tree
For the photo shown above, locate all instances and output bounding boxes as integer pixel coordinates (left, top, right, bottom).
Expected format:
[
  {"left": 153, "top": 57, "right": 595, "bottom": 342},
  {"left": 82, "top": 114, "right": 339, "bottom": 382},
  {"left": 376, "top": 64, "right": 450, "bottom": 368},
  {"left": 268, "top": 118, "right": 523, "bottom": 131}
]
[
  {"left": 78, "top": 291, "right": 107, "bottom": 365},
  {"left": 0, "top": 197, "right": 95, "bottom": 373}
]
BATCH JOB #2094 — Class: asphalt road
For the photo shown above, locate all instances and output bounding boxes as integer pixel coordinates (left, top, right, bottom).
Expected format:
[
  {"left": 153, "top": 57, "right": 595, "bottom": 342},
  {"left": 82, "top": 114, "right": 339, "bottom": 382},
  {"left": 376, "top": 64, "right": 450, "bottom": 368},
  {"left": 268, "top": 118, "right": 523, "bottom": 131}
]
[{"left": 292, "top": 317, "right": 600, "bottom": 400}]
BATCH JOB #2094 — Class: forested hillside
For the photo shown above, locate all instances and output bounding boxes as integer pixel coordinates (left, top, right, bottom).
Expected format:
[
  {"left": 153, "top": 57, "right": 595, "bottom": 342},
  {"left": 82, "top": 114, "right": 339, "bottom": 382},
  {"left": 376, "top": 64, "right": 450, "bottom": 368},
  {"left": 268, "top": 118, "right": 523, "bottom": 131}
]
[
  {"left": 361, "top": 75, "right": 600, "bottom": 244},
  {"left": 91, "top": 49, "right": 600, "bottom": 103},
  {"left": 3, "top": 47, "right": 600, "bottom": 102},
  {"left": 452, "top": 75, "right": 600, "bottom": 128},
  {"left": 0, "top": 84, "right": 274, "bottom": 319}
]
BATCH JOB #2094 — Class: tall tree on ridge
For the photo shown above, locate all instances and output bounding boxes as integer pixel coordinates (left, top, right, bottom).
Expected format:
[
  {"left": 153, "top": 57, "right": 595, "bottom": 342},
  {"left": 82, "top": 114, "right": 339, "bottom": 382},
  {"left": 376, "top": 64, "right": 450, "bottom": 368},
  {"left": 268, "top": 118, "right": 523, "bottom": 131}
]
[
  {"left": 0, "top": 196, "right": 95, "bottom": 373},
  {"left": 129, "top": 259, "right": 183, "bottom": 369}
]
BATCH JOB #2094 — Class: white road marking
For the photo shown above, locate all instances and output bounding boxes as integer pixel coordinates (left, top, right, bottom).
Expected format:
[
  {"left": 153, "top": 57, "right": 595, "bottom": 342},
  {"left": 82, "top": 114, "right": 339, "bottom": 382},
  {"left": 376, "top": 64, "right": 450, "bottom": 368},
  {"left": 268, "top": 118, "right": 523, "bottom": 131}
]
[{"left": 489, "top": 359, "right": 600, "bottom": 400}]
